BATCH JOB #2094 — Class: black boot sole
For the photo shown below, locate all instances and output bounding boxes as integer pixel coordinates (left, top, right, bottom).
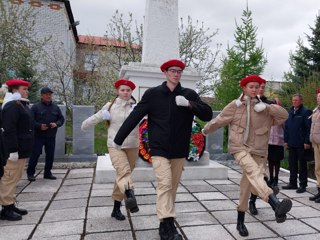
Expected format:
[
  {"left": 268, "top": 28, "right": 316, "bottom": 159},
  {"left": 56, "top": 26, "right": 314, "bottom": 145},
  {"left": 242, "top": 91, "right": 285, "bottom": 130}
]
[
  {"left": 237, "top": 223, "right": 249, "bottom": 236},
  {"left": 275, "top": 199, "right": 292, "bottom": 223},
  {"left": 111, "top": 212, "right": 125, "bottom": 221},
  {"left": 0, "top": 214, "right": 22, "bottom": 221},
  {"left": 130, "top": 206, "right": 139, "bottom": 213},
  {"left": 125, "top": 197, "right": 138, "bottom": 210}
]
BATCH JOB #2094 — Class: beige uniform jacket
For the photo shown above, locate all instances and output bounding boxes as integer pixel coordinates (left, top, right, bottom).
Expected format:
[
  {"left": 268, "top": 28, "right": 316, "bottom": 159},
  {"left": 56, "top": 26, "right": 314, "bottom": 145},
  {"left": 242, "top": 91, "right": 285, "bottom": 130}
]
[
  {"left": 203, "top": 99, "right": 288, "bottom": 156},
  {"left": 310, "top": 108, "right": 320, "bottom": 144},
  {"left": 81, "top": 97, "right": 139, "bottom": 149}
]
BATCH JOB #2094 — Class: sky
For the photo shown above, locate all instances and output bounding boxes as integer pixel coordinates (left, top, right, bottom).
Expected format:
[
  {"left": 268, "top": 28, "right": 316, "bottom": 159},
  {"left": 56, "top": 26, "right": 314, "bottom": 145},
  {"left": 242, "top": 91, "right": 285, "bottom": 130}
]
[{"left": 70, "top": 0, "right": 320, "bottom": 81}]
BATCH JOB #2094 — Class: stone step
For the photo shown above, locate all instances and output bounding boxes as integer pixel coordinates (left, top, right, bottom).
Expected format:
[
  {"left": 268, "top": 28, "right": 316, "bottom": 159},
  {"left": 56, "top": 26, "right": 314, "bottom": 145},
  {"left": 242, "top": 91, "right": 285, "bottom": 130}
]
[{"left": 95, "top": 152, "right": 228, "bottom": 183}]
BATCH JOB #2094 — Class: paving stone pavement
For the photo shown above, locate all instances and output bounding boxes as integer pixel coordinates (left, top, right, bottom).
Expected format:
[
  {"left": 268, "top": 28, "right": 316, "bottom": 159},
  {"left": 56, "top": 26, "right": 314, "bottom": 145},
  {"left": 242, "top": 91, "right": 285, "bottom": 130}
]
[{"left": 1, "top": 161, "right": 320, "bottom": 240}]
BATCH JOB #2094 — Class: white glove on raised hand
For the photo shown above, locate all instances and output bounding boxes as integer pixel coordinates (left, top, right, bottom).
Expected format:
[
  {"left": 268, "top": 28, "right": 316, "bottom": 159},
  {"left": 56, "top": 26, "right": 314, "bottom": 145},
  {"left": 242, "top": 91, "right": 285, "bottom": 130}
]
[
  {"left": 113, "top": 141, "right": 121, "bottom": 150},
  {"left": 254, "top": 102, "right": 266, "bottom": 112},
  {"left": 101, "top": 110, "right": 111, "bottom": 120},
  {"left": 9, "top": 152, "right": 19, "bottom": 161},
  {"left": 175, "top": 96, "right": 189, "bottom": 107}
]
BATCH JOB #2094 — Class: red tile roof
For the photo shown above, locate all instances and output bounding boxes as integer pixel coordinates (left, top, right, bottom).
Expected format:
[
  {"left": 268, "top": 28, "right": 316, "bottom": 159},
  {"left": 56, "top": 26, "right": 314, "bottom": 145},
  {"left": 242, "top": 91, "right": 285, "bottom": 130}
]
[{"left": 78, "top": 35, "right": 140, "bottom": 49}]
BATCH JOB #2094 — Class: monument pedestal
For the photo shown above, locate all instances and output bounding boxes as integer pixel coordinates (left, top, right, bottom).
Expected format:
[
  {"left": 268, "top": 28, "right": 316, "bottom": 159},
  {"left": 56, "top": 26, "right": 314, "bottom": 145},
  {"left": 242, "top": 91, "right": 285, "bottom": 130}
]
[{"left": 95, "top": 151, "right": 228, "bottom": 183}]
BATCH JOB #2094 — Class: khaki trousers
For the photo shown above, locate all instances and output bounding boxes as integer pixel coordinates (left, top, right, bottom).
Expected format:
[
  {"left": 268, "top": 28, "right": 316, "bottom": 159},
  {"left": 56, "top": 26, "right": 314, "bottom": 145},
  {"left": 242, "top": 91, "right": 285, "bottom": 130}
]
[
  {"left": 152, "top": 156, "right": 185, "bottom": 220},
  {"left": 233, "top": 151, "right": 273, "bottom": 212},
  {"left": 0, "top": 158, "right": 26, "bottom": 206},
  {"left": 108, "top": 148, "right": 138, "bottom": 202},
  {"left": 313, "top": 144, "right": 320, "bottom": 188}
]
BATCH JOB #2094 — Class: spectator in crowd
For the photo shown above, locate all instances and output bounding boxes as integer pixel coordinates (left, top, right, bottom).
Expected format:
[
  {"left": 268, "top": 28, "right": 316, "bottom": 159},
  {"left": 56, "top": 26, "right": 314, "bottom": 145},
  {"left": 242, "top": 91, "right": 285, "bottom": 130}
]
[
  {"left": 27, "top": 87, "right": 64, "bottom": 181},
  {"left": 114, "top": 59, "right": 213, "bottom": 240},
  {"left": 0, "top": 79, "right": 33, "bottom": 221},
  {"left": 0, "top": 84, "right": 8, "bottom": 179},
  {"left": 81, "top": 79, "right": 139, "bottom": 221},
  {"left": 202, "top": 75, "right": 291, "bottom": 237},
  {"left": 309, "top": 88, "right": 320, "bottom": 203},
  {"left": 283, "top": 94, "right": 312, "bottom": 193}
]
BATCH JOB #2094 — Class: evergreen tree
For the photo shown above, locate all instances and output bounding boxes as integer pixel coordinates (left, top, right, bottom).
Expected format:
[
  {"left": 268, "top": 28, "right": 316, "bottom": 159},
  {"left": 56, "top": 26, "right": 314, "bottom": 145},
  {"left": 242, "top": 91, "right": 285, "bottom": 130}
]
[
  {"left": 280, "top": 15, "right": 320, "bottom": 108},
  {"left": 214, "top": 6, "right": 267, "bottom": 110}
]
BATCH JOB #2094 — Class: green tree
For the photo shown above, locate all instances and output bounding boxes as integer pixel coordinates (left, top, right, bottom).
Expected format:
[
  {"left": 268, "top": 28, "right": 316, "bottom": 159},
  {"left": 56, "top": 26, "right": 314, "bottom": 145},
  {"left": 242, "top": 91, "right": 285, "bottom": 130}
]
[
  {"left": 179, "top": 16, "right": 221, "bottom": 96},
  {"left": 214, "top": 6, "right": 267, "bottom": 110},
  {"left": 280, "top": 15, "right": 320, "bottom": 108},
  {"left": 0, "top": 0, "right": 45, "bottom": 100}
]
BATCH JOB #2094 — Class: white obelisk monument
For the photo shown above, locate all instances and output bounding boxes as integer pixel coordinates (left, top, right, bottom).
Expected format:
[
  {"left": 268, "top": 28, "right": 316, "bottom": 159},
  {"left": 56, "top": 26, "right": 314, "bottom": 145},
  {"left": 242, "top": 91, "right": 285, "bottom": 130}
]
[
  {"left": 120, "top": 0, "right": 200, "bottom": 101},
  {"left": 95, "top": 0, "right": 228, "bottom": 183}
]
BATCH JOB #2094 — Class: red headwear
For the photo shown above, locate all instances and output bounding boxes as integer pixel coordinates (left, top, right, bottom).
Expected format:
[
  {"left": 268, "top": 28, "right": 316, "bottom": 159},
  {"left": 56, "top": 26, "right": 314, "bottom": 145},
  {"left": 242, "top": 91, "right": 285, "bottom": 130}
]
[
  {"left": 160, "top": 59, "right": 186, "bottom": 72},
  {"left": 240, "top": 75, "right": 264, "bottom": 87},
  {"left": 316, "top": 88, "right": 320, "bottom": 94},
  {"left": 5, "top": 79, "right": 31, "bottom": 87},
  {"left": 114, "top": 79, "right": 136, "bottom": 90}
]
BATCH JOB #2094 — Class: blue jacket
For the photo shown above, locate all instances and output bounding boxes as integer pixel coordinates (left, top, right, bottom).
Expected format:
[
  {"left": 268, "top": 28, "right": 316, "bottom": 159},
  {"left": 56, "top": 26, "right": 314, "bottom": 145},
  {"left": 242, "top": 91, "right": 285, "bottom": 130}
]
[
  {"left": 32, "top": 101, "right": 64, "bottom": 138},
  {"left": 284, "top": 104, "right": 312, "bottom": 147}
]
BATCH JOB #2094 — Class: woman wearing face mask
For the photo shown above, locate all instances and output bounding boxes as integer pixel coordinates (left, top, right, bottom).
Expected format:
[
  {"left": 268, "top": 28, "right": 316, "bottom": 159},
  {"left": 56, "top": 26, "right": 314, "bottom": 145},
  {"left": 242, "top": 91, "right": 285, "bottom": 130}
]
[
  {"left": 81, "top": 79, "right": 139, "bottom": 221},
  {"left": 202, "top": 75, "right": 291, "bottom": 237}
]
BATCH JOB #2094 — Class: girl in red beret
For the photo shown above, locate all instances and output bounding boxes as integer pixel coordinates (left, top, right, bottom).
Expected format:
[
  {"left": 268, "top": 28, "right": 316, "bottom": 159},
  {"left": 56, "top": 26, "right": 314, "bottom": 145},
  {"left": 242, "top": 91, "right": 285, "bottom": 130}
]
[
  {"left": 0, "top": 79, "right": 32, "bottom": 221},
  {"left": 202, "top": 75, "right": 291, "bottom": 237},
  {"left": 81, "top": 79, "right": 139, "bottom": 221}
]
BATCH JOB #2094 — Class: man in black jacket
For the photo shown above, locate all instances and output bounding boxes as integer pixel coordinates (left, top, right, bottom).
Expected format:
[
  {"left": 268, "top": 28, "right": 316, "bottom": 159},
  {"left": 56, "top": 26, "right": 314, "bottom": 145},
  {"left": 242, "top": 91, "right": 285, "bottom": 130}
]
[
  {"left": 27, "top": 87, "right": 64, "bottom": 181},
  {"left": 114, "top": 59, "right": 213, "bottom": 240},
  {"left": 283, "top": 94, "right": 312, "bottom": 193}
]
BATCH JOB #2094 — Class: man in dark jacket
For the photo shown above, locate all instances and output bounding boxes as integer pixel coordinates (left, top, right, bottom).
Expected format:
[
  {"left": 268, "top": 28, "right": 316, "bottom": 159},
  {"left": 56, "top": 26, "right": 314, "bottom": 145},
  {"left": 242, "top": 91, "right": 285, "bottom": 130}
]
[
  {"left": 283, "top": 94, "right": 312, "bottom": 193},
  {"left": 114, "top": 59, "right": 213, "bottom": 240},
  {"left": 27, "top": 87, "right": 64, "bottom": 181},
  {"left": 0, "top": 79, "right": 33, "bottom": 221}
]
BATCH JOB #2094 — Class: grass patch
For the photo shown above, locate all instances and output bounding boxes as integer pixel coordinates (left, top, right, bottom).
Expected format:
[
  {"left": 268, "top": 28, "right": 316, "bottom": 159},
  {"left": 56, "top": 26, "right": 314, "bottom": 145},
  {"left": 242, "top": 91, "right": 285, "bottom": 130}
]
[{"left": 65, "top": 120, "right": 108, "bottom": 154}]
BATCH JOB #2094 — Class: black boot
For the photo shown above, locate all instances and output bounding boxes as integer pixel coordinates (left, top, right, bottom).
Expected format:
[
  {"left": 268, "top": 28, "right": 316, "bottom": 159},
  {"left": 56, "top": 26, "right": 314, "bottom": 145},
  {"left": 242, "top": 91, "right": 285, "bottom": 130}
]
[
  {"left": 0, "top": 204, "right": 22, "bottom": 221},
  {"left": 268, "top": 194, "right": 292, "bottom": 223},
  {"left": 309, "top": 188, "right": 320, "bottom": 201},
  {"left": 13, "top": 205, "right": 28, "bottom": 215},
  {"left": 282, "top": 182, "right": 297, "bottom": 190},
  {"left": 236, "top": 211, "right": 249, "bottom": 237},
  {"left": 273, "top": 177, "right": 278, "bottom": 187},
  {"left": 159, "top": 217, "right": 182, "bottom": 240},
  {"left": 111, "top": 201, "right": 125, "bottom": 221},
  {"left": 249, "top": 194, "right": 258, "bottom": 215},
  {"left": 125, "top": 189, "right": 139, "bottom": 213},
  {"left": 268, "top": 176, "right": 274, "bottom": 187}
]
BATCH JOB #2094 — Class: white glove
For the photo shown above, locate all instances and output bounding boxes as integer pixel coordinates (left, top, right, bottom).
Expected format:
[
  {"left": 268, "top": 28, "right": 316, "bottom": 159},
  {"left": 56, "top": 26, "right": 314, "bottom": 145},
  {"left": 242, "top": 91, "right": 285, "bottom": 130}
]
[
  {"left": 254, "top": 102, "right": 266, "bottom": 112},
  {"left": 113, "top": 141, "right": 121, "bottom": 150},
  {"left": 81, "top": 121, "right": 89, "bottom": 132},
  {"left": 101, "top": 110, "right": 111, "bottom": 120},
  {"left": 9, "top": 152, "right": 19, "bottom": 161},
  {"left": 201, "top": 128, "right": 208, "bottom": 136},
  {"left": 175, "top": 96, "right": 189, "bottom": 107}
]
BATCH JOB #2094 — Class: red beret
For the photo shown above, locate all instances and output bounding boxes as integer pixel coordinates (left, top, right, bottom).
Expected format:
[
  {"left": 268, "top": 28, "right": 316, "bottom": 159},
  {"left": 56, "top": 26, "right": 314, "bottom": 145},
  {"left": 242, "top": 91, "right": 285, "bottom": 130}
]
[
  {"left": 114, "top": 79, "right": 136, "bottom": 90},
  {"left": 261, "top": 78, "right": 266, "bottom": 84},
  {"left": 316, "top": 88, "right": 320, "bottom": 94},
  {"left": 240, "top": 75, "right": 264, "bottom": 87},
  {"left": 160, "top": 59, "right": 186, "bottom": 72},
  {"left": 5, "top": 79, "right": 31, "bottom": 87}
]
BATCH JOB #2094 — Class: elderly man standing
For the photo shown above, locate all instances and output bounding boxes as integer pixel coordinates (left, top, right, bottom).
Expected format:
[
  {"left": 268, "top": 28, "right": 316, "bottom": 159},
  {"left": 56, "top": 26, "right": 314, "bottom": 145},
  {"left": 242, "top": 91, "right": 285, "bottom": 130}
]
[
  {"left": 27, "top": 87, "right": 64, "bottom": 181},
  {"left": 283, "top": 94, "right": 312, "bottom": 193},
  {"left": 114, "top": 59, "right": 213, "bottom": 240}
]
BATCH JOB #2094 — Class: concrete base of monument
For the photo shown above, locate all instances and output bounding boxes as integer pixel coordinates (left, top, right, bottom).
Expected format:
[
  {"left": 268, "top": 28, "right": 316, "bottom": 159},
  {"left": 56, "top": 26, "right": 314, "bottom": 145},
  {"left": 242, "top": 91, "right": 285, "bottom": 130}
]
[{"left": 95, "top": 151, "right": 228, "bottom": 183}]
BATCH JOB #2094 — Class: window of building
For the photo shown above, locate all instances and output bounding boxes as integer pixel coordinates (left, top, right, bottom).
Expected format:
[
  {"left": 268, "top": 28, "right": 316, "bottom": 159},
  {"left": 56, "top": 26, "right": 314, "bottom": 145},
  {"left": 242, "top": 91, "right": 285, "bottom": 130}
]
[{"left": 84, "top": 53, "right": 98, "bottom": 72}]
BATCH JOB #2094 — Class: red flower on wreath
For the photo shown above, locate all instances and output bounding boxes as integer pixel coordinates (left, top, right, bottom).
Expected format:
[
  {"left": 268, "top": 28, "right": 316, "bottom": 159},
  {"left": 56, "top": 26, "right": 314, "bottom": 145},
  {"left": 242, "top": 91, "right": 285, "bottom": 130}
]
[{"left": 138, "top": 119, "right": 206, "bottom": 163}]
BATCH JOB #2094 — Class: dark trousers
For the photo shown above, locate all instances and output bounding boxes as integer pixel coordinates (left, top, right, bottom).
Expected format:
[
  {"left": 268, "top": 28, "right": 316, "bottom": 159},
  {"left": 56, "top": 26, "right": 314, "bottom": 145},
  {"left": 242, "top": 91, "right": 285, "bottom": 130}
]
[
  {"left": 27, "top": 136, "right": 56, "bottom": 176},
  {"left": 288, "top": 147, "right": 308, "bottom": 187}
]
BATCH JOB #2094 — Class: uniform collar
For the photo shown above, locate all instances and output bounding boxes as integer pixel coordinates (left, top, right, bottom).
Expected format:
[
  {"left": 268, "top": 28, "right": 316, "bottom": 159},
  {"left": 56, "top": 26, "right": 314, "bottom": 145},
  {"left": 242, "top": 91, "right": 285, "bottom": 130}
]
[{"left": 160, "top": 81, "right": 182, "bottom": 94}]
